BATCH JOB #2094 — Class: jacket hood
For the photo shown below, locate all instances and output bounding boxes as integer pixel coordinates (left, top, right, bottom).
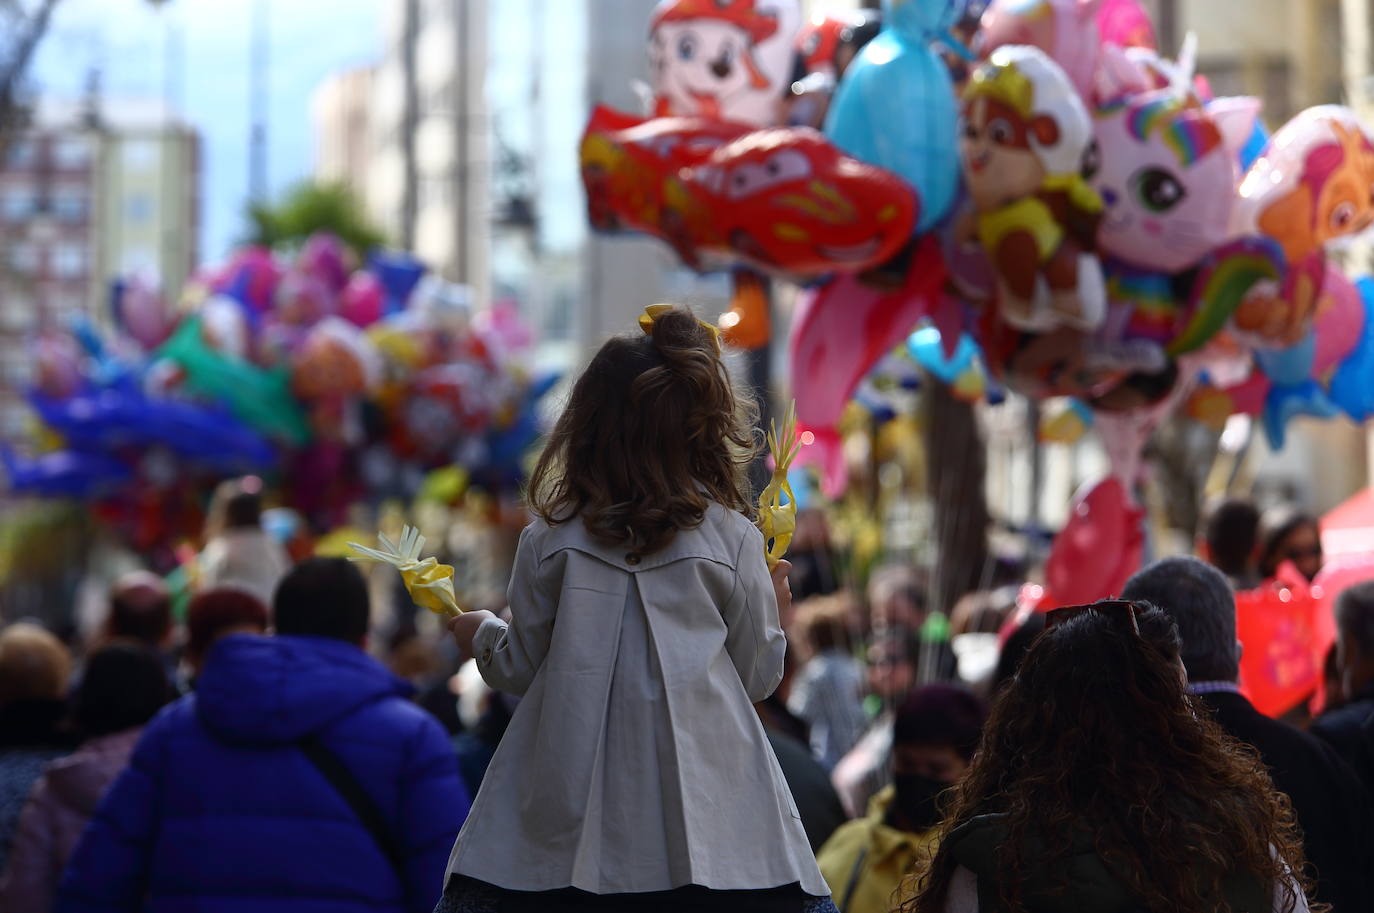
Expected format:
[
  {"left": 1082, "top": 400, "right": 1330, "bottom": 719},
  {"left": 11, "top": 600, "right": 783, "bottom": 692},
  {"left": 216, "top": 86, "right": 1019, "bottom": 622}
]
[
  {"left": 195, "top": 634, "right": 412, "bottom": 745},
  {"left": 45, "top": 728, "right": 143, "bottom": 817},
  {"left": 944, "top": 814, "right": 1269, "bottom": 913},
  {"left": 944, "top": 814, "right": 1142, "bottom": 913}
]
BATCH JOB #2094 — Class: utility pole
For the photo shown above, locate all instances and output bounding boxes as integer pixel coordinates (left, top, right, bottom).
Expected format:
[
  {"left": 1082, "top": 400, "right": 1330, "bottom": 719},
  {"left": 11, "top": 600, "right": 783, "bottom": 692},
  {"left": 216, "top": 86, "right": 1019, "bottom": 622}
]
[
  {"left": 1156, "top": 0, "right": 1179, "bottom": 59},
  {"left": 400, "top": 0, "right": 418, "bottom": 251},
  {"left": 454, "top": 0, "right": 469, "bottom": 282},
  {"left": 249, "top": 0, "right": 268, "bottom": 203}
]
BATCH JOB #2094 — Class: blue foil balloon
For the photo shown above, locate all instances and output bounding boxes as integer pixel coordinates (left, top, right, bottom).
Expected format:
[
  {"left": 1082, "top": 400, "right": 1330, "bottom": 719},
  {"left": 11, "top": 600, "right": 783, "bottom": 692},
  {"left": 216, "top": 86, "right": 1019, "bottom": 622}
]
[
  {"left": 908, "top": 325, "right": 978, "bottom": 384},
  {"left": 367, "top": 250, "right": 428, "bottom": 315},
  {"left": 1239, "top": 118, "right": 1270, "bottom": 172},
  {"left": 1330, "top": 276, "right": 1374, "bottom": 421},
  {"left": 1254, "top": 333, "right": 1336, "bottom": 449},
  {"left": 824, "top": 0, "right": 963, "bottom": 233},
  {"left": 1, "top": 446, "right": 133, "bottom": 499}
]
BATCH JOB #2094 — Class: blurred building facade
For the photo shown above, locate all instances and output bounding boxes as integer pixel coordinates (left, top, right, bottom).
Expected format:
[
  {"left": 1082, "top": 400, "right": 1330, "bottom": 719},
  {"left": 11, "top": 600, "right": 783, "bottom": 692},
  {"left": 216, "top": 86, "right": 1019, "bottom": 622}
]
[
  {"left": 316, "top": 0, "right": 728, "bottom": 356},
  {"left": 311, "top": 65, "right": 376, "bottom": 198},
  {"left": 0, "top": 98, "right": 199, "bottom": 439}
]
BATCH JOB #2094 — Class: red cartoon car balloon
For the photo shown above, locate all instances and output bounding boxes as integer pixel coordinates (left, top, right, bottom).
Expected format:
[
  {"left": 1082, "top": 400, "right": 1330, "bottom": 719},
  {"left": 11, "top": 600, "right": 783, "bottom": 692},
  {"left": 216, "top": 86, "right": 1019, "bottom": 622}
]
[
  {"left": 682, "top": 127, "right": 917, "bottom": 276},
  {"left": 580, "top": 106, "right": 918, "bottom": 278},
  {"left": 580, "top": 106, "right": 750, "bottom": 268}
]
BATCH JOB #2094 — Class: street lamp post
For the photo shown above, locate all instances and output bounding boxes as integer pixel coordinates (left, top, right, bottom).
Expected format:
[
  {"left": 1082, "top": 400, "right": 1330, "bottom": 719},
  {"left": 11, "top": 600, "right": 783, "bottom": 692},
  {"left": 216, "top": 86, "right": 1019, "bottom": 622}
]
[{"left": 250, "top": 0, "right": 269, "bottom": 203}]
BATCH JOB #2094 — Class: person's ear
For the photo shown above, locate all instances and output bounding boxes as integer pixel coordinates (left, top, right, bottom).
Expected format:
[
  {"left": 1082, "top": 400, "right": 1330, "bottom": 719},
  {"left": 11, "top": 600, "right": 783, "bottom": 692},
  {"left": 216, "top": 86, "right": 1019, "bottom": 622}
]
[{"left": 1234, "top": 639, "right": 1244, "bottom": 665}]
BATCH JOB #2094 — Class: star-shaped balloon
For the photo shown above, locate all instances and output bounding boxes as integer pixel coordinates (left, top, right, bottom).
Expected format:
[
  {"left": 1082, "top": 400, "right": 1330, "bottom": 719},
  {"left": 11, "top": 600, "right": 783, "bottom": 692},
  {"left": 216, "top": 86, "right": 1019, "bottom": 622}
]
[
  {"left": 1262, "top": 380, "right": 1340, "bottom": 450},
  {"left": 1330, "top": 278, "right": 1374, "bottom": 421}
]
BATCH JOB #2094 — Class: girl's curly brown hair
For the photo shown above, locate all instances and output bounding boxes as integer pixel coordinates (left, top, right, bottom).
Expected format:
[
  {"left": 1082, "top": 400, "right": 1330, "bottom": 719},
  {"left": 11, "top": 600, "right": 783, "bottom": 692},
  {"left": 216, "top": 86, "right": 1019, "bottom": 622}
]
[
  {"left": 528, "top": 306, "right": 758, "bottom": 554},
  {"left": 903, "top": 603, "right": 1314, "bottom": 913}
]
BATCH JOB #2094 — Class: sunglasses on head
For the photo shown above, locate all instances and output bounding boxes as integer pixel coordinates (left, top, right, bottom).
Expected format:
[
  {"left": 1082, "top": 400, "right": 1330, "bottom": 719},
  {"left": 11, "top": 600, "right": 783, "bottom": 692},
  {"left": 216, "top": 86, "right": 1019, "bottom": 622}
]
[{"left": 1045, "top": 599, "right": 1143, "bottom": 636}]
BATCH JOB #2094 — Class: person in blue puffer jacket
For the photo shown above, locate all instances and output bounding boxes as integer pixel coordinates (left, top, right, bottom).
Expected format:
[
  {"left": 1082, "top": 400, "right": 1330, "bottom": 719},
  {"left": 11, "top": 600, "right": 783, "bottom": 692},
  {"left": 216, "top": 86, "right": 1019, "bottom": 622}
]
[{"left": 57, "top": 558, "right": 471, "bottom": 913}]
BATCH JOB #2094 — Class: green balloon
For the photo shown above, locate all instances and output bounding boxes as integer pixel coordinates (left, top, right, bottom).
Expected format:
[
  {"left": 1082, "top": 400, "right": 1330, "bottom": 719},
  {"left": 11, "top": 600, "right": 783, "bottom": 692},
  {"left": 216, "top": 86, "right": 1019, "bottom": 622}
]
[{"left": 158, "top": 317, "right": 311, "bottom": 445}]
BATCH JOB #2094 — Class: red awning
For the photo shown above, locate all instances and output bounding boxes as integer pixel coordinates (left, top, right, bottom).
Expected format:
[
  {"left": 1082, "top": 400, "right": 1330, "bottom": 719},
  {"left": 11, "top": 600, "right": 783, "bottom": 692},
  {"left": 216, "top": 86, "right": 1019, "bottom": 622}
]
[{"left": 1322, "top": 488, "right": 1374, "bottom": 557}]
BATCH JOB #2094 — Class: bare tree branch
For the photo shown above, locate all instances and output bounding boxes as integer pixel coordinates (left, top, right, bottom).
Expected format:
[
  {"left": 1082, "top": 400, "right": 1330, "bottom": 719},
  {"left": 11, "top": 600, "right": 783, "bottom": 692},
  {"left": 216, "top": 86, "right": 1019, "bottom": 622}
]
[{"left": 0, "top": 0, "right": 62, "bottom": 139}]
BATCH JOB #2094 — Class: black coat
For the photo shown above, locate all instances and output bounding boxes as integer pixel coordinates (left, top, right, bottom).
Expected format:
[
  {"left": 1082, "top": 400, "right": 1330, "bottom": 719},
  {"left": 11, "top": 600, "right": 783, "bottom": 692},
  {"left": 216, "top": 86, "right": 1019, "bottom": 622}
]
[
  {"left": 1202, "top": 690, "right": 1374, "bottom": 913},
  {"left": 764, "top": 728, "right": 847, "bottom": 852},
  {"left": 1311, "top": 687, "right": 1374, "bottom": 795}
]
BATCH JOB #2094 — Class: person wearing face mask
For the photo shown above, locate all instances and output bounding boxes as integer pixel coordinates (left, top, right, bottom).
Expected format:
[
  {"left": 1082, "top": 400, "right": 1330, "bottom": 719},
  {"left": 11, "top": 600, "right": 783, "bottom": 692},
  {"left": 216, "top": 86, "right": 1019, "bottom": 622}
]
[{"left": 816, "top": 685, "right": 987, "bottom": 913}]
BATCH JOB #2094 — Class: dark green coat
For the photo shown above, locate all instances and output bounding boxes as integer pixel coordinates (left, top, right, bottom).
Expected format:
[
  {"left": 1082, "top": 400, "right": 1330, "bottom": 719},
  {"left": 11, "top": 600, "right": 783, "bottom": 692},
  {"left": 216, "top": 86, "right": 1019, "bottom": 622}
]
[{"left": 943, "top": 813, "right": 1276, "bottom": 913}]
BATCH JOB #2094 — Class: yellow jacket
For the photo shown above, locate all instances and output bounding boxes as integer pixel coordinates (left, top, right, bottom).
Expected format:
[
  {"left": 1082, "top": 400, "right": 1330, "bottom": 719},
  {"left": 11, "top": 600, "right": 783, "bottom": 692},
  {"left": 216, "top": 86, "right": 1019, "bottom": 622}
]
[{"left": 817, "top": 786, "right": 940, "bottom": 913}]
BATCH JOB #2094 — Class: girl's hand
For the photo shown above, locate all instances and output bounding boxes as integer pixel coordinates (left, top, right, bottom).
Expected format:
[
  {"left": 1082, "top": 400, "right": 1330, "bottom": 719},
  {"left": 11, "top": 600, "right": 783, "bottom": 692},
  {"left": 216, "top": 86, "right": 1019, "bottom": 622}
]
[
  {"left": 447, "top": 610, "right": 497, "bottom": 659},
  {"left": 770, "top": 559, "right": 794, "bottom": 619}
]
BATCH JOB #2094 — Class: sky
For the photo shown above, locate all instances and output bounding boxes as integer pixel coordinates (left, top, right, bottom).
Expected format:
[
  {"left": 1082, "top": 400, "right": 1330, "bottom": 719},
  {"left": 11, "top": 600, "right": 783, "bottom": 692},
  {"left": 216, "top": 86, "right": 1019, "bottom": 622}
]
[{"left": 29, "top": 0, "right": 387, "bottom": 264}]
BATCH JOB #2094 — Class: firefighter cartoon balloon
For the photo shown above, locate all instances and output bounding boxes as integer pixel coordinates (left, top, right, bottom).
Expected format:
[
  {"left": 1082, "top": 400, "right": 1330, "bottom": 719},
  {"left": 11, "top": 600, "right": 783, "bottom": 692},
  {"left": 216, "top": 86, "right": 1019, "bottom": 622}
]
[{"left": 649, "top": 0, "right": 802, "bottom": 126}]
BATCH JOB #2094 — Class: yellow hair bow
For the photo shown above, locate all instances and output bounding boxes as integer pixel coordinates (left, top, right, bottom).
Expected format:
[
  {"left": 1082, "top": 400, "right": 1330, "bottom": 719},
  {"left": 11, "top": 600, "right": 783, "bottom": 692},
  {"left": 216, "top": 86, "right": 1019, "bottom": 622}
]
[
  {"left": 638, "top": 303, "right": 721, "bottom": 354},
  {"left": 348, "top": 525, "right": 463, "bottom": 617}
]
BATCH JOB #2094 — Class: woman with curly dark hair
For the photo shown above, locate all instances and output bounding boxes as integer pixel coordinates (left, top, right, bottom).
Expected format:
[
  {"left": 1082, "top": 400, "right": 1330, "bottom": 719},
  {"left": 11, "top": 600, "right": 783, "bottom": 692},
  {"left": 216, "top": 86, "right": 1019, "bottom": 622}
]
[
  {"left": 444, "top": 306, "right": 836, "bottom": 912},
  {"left": 904, "top": 601, "right": 1313, "bottom": 913}
]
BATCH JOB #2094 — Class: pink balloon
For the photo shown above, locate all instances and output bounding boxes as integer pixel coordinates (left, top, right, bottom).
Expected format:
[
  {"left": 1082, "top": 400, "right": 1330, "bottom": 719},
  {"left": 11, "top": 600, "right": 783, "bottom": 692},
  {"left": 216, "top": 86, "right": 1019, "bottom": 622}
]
[
  {"left": 255, "top": 318, "right": 306, "bottom": 368},
  {"left": 33, "top": 334, "right": 83, "bottom": 398},
  {"left": 214, "top": 246, "right": 284, "bottom": 314},
  {"left": 474, "top": 300, "right": 534, "bottom": 357},
  {"left": 1095, "top": 0, "right": 1156, "bottom": 50},
  {"left": 299, "top": 232, "right": 351, "bottom": 293},
  {"left": 119, "top": 278, "right": 172, "bottom": 350},
  {"left": 980, "top": 0, "right": 1102, "bottom": 101},
  {"left": 339, "top": 272, "right": 386, "bottom": 328},
  {"left": 275, "top": 270, "right": 335, "bottom": 327},
  {"left": 1213, "top": 371, "right": 1271, "bottom": 417},
  {"left": 789, "top": 239, "right": 945, "bottom": 498},
  {"left": 1044, "top": 477, "right": 1144, "bottom": 606},
  {"left": 1312, "top": 264, "right": 1364, "bottom": 374},
  {"left": 789, "top": 237, "right": 945, "bottom": 435}
]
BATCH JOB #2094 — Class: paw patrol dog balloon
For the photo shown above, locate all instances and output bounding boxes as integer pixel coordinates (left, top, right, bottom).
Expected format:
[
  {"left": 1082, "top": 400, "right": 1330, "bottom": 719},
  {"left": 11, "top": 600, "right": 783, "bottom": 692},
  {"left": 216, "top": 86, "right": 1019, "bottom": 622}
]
[
  {"left": 649, "top": 0, "right": 801, "bottom": 126},
  {"left": 959, "top": 45, "right": 1105, "bottom": 333}
]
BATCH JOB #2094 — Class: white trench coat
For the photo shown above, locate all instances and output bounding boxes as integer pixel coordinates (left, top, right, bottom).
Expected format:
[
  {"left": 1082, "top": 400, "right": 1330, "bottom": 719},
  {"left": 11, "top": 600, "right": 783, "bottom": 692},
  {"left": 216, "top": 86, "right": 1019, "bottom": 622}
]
[{"left": 446, "top": 502, "right": 828, "bottom": 896}]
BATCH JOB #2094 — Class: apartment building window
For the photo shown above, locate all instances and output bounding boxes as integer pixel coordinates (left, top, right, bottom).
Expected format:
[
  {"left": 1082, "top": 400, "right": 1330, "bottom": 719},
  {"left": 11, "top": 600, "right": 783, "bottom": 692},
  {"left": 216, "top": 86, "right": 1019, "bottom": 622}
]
[
  {"left": 0, "top": 408, "right": 27, "bottom": 440},
  {"left": 122, "top": 140, "right": 159, "bottom": 171},
  {"left": 53, "top": 137, "right": 91, "bottom": 169},
  {"left": 8, "top": 242, "right": 38, "bottom": 274},
  {"left": 5, "top": 140, "right": 36, "bottom": 169},
  {"left": 1, "top": 352, "right": 29, "bottom": 387},
  {"left": 52, "top": 243, "right": 87, "bottom": 279},
  {"left": 421, "top": 0, "right": 451, "bottom": 26},
  {"left": 125, "top": 193, "right": 154, "bottom": 224},
  {"left": 0, "top": 295, "right": 34, "bottom": 331},
  {"left": 1, "top": 188, "right": 35, "bottom": 221},
  {"left": 53, "top": 189, "right": 88, "bottom": 224}
]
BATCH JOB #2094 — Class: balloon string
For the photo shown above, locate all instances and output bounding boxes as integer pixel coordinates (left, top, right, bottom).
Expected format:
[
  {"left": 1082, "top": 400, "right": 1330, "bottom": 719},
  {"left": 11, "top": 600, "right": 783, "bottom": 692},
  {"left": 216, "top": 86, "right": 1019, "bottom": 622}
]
[{"left": 938, "top": 29, "right": 976, "bottom": 63}]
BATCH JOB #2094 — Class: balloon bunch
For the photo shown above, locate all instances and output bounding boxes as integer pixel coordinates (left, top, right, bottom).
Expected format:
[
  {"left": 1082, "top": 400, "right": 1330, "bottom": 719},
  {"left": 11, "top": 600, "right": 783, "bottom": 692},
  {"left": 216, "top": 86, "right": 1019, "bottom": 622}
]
[
  {"left": 7, "top": 233, "right": 559, "bottom": 538},
  {"left": 581, "top": 0, "right": 928, "bottom": 347}
]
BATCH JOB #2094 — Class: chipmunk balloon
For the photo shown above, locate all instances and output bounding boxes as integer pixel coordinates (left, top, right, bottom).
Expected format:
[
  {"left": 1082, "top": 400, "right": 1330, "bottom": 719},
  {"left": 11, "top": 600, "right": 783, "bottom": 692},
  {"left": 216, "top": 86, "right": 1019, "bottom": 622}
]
[{"left": 958, "top": 45, "right": 1105, "bottom": 335}]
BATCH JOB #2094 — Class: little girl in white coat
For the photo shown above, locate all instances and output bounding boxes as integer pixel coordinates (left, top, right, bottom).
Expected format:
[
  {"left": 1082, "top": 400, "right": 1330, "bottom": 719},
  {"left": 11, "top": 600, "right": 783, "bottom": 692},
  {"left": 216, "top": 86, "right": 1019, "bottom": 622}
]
[{"left": 443, "top": 307, "right": 835, "bottom": 913}]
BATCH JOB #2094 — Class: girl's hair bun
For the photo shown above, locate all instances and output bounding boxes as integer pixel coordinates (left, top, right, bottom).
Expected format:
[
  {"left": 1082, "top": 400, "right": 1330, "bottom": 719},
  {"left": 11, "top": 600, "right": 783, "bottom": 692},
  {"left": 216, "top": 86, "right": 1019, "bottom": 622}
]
[{"left": 648, "top": 306, "right": 718, "bottom": 357}]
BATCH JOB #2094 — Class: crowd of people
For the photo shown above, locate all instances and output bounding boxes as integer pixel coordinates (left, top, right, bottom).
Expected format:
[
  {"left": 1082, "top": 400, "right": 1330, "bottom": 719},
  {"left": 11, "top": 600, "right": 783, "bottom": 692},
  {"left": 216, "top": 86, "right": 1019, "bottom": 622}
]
[{"left": 0, "top": 306, "right": 1371, "bottom": 912}]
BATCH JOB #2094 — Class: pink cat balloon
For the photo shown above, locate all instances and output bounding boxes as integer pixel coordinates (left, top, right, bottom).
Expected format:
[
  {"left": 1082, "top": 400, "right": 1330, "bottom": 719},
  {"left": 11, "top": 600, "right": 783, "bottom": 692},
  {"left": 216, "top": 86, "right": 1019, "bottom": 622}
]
[
  {"left": 979, "top": 0, "right": 1102, "bottom": 101},
  {"left": 1091, "top": 89, "right": 1259, "bottom": 272}
]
